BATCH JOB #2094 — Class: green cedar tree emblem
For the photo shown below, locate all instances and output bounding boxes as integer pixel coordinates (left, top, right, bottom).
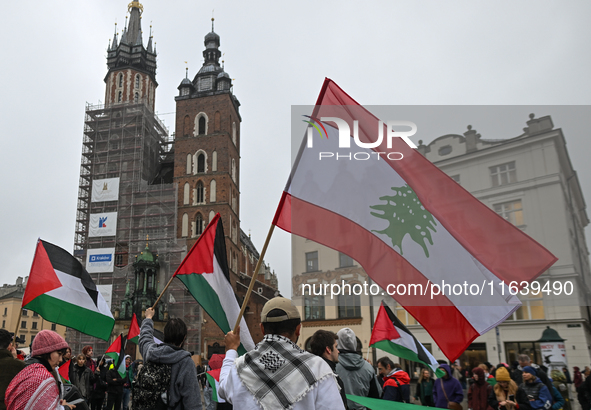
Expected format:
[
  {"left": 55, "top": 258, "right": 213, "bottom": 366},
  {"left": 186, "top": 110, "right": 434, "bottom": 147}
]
[{"left": 370, "top": 184, "right": 437, "bottom": 257}]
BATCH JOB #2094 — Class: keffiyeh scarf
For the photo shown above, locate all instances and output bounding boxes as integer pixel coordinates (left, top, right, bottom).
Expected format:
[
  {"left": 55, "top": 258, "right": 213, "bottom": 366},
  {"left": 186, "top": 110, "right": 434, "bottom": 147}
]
[{"left": 235, "top": 334, "right": 334, "bottom": 410}]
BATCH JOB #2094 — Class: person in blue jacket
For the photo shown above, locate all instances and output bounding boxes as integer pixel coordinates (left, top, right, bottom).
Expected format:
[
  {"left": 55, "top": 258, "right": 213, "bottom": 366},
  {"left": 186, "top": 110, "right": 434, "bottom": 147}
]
[
  {"left": 433, "top": 363, "right": 464, "bottom": 409},
  {"left": 519, "top": 366, "right": 552, "bottom": 410}
]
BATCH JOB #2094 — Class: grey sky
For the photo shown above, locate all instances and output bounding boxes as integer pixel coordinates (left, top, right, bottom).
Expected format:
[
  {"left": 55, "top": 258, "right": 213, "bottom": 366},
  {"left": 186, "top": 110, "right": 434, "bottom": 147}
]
[{"left": 0, "top": 1, "right": 590, "bottom": 298}]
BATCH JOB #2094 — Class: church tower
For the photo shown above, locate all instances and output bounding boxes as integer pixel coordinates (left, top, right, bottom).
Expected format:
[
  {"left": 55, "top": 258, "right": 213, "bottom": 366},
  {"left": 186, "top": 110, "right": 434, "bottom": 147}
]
[
  {"left": 105, "top": 1, "right": 157, "bottom": 111},
  {"left": 174, "top": 19, "right": 241, "bottom": 276}
]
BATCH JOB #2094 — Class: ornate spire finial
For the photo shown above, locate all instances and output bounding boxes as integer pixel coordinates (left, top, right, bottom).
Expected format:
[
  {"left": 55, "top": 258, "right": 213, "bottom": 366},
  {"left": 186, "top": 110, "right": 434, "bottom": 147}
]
[
  {"left": 211, "top": 10, "right": 215, "bottom": 31},
  {"left": 146, "top": 234, "right": 149, "bottom": 248}
]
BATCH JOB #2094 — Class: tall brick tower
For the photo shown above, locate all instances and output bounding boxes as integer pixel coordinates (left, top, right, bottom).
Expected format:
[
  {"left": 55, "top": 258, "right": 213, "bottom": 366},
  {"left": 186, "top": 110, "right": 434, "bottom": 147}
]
[{"left": 174, "top": 18, "right": 241, "bottom": 275}]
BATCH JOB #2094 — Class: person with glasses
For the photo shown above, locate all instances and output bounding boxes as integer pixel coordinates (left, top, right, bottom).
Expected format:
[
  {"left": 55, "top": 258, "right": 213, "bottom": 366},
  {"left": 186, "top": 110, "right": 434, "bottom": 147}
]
[{"left": 5, "top": 330, "right": 76, "bottom": 410}]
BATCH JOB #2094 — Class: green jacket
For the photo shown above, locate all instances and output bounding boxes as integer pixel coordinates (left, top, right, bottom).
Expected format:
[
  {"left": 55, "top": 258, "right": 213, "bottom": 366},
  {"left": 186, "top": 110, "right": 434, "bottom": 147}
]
[{"left": 0, "top": 349, "right": 26, "bottom": 410}]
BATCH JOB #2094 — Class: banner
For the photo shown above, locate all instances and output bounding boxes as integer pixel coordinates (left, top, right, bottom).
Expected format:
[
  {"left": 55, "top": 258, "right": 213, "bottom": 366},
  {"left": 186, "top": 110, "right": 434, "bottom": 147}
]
[
  {"left": 97, "top": 285, "right": 113, "bottom": 309},
  {"left": 92, "top": 178, "right": 120, "bottom": 202},
  {"left": 89, "top": 212, "right": 118, "bottom": 237},
  {"left": 86, "top": 248, "right": 115, "bottom": 273},
  {"left": 540, "top": 342, "right": 567, "bottom": 369}
]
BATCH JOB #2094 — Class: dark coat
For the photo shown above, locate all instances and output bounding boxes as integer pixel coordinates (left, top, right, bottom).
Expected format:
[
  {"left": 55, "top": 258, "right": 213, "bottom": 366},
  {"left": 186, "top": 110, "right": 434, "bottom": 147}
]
[
  {"left": 71, "top": 364, "right": 94, "bottom": 399},
  {"left": 433, "top": 364, "right": 464, "bottom": 409},
  {"left": 106, "top": 367, "right": 124, "bottom": 394},
  {"left": 487, "top": 385, "right": 532, "bottom": 410},
  {"left": 0, "top": 349, "right": 26, "bottom": 410},
  {"left": 469, "top": 368, "right": 492, "bottom": 410},
  {"left": 323, "top": 357, "right": 348, "bottom": 409}
]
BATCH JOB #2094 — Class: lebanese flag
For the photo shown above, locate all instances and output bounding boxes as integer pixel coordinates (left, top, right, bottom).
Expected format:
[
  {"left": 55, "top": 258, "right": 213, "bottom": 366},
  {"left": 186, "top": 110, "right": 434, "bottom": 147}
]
[
  {"left": 105, "top": 334, "right": 127, "bottom": 378},
  {"left": 127, "top": 313, "right": 140, "bottom": 344},
  {"left": 272, "top": 79, "right": 557, "bottom": 360},
  {"left": 206, "top": 368, "right": 225, "bottom": 403},
  {"left": 173, "top": 213, "right": 255, "bottom": 353},
  {"left": 23, "top": 239, "right": 115, "bottom": 341},
  {"left": 370, "top": 303, "right": 444, "bottom": 377},
  {"left": 58, "top": 360, "right": 71, "bottom": 384}
]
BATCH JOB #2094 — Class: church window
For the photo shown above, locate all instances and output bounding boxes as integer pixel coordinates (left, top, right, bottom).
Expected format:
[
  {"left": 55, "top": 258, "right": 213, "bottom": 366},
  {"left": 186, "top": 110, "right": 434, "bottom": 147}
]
[
  {"left": 209, "top": 210, "right": 215, "bottom": 223},
  {"left": 196, "top": 181, "right": 204, "bottom": 204},
  {"left": 118, "top": 73, "right": 123, "bottom": 87},
  {"left": 197, "top": 153, "right": 205, "bottom": 173},
  {"left": 135, "top": 74, "right": 140, "bottom": 89},
  {"left": 232, "top": 122, "right": 237, "bottom": 145},
  {"left": 181, "top": 213, "right": 189, "bottom": 237},
  {"left": 210, "top": 180, "right": 216, "bottom": 202},
  {"left": 212, "top": 151, "right": 217, "bottom": 172},
  {"left": 134, "top": 92, "right": 139, "bottom": 103},
  {"left": 195, "top": 213, "right": 204, "bottom": 236},
  {"left": 199, "top": 116, "right": 206, "bottom": 135},
  {"left": 117, "top": 91, "right": 122, "bottom": 103},
  {"left": 183, "top": 183, "right": 190, "bottom": 205},
  {"left": 186, "top": 154, "right": 192, "bottom": 174},
  {"left": 231, "top": 158, "right": 236, "bottom": 183}
]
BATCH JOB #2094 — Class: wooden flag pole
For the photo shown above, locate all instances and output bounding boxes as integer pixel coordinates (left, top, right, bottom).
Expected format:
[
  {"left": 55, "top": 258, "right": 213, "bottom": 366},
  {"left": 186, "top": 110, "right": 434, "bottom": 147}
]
[
  {"left": 233, "top": 223, "right": 276, "bottom": 333},
  {"left": 13, "top": 307, "right": 23, "bottom": 344},
  {"left": 152, "top": 275, "right": 176, "bottom": 310}
]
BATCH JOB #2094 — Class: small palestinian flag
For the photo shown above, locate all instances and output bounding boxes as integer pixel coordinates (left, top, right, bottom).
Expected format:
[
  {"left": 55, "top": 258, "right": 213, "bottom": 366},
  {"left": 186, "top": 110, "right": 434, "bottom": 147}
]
[
  {"left": 23, "top": 239, "right": 114, "bottom": 340},
  {"left": 206, "top": 369, "right": 225, "bottom": 403},
  {"left": 127, "top": 313, "right": 140, "bottom": 344},
  {"left": 105, "top": 334, "right": 127, "bottom": 378},
  {"left": 174, "top": 214, "right": 254, "bottom": 354},
  {"left": 370, "top": 302, "right": 444, "bottom": 377},
  {"left": 58, "top": 360, "right": 71, "bottom": 384}
]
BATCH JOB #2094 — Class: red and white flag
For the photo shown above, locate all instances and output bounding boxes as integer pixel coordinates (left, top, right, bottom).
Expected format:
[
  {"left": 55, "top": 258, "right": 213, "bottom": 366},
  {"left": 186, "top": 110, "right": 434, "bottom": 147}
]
[{"left": 273, "top": 79, "right": 557, "bottom": 360}]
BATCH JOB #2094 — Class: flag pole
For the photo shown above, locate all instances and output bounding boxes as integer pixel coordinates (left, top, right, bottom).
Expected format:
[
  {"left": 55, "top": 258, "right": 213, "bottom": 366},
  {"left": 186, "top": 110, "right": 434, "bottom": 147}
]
[
  {"left": 152, "top": 275, "right": 176, "bottom": 310},
  {"left": 13, "top": 307, "right": 23, "bottom": 344},
  {"left": 233, "top": 224, "right": 276, "bottom": 333}
]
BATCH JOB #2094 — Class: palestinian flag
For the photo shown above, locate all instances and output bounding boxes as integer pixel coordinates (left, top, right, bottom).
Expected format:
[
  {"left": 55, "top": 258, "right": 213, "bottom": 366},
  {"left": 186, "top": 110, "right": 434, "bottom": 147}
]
[
  {"left": 173, "top": 213, "right": 255, "bottom": 353},
  {"left": 105, "top": 334, "right": 127, "bottom": 378},
  {"left": 58, "top": 360, "right": 71, "bottom": 384},
  {"left": 127, "top": 313, "right": 140, "bottom": 344},
  {"left": 272, "top": 78, "right": 557, "bottom": 360},
  {"left": 206, "top": 368, "right": 225, "bottom": 403},
  {"left": 23, "top": 240, "right": 114, "bottom": 341},
  {"left": 370, "top": 303, "right": 444, "bottom": 377}
]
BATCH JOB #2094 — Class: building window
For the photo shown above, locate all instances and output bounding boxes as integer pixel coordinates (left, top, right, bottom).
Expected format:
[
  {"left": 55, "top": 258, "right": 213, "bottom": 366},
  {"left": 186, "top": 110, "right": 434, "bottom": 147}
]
[
  {"left": 32, "top": 311, "right": 39, "bottom": 317},
  {"left": 210, "top": 180, "right": 216, "bottom": 202},
  {"left": 505, "top": 342, "right": 541, "bottom": 365},
  {"left": 395, "top": 304, "right": 417, "bottom": 325},
  {"left": 181, "top": 213, "right": 189, "bottom": 237},
  {"left": 231, "top": 158, "right": 236, "bottom": 183},
  {"left": 51, "top": 323, "right": 56, "bottom": 331},
  {"left": 209, "top": 210, "right": 215, "bottom": 223},
  {"left": 339, "top": 252, "right": 354, "bottom": 267},
  {"left": 134, "top": 92, "right": 139, "bottom": 103},
  {"left": 506, "top": 293, "right": 544, "bottom": 321},
  {"left": 135, "top": 74, "right": 140, "bottom": 89},
  {"left": 212, "top": 151, "right": 217, "bottom": 172},
  {"left": 232, "top": 122, "right": 237, "bottom": 145},
  {"left": 195, "top": 213, "right": 204, "bottom": 236},
  {"left": 196, "top": 181, "right": 204, "bottom": 204},
  {"left": 22, "top": 309, "right": 28, "bottom": 316},
  {"left": 184, "top": 182, "right": 190, "bottom": 205},
  {"left": 186, "top": 154, "right": 192, "bottom": 175},
  {"left": 304, "top": 296, "right": 325, "bottom": 320},
  {"left": 450, "top": 175, "right": 460, "bottom": 184},
  {"left": 494, "top": 200, "right": 524, "bottom": 227},
  {"left": 490, "top": 162, "right": 516, "bottom": 187},
  {"left": 30, "top": 335, "right": 35, "bottom": 345},
  {"left": 118, "top": 73, "right": 123, "bottom": 87},
  {"left": 21, "top": 321, "right": 26, "bottom": 329},
  {"left": 199, "top": 116, "right": 206, "bottom": 135},
  {"left": 2, "top": 320, "right": 5, "bottom": 328},
  {"left": 32, "top": 322, "right": 38, "bottom": 330},
  {"left": 197, "top": 153, "right": 205, "bottom": 173},
  {"left": 117, "top": 91, "right": 122, "bottom": 103},
  {"left": 338, "top": 294, "right": 361, "bottom": 318},
  {"left": 438, "top": 145, "right": 452, "bottom": 156},
  {"left": 3, "top": 308, "right": 6, "bottom": 316},
  {"left": 306, "top": 251, "right": 318, "bottom": 272}
]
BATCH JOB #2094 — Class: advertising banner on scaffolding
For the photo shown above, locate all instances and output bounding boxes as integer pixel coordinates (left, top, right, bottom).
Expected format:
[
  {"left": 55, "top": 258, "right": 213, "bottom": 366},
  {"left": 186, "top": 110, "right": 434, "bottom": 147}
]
[
  {"left": 97, "top": 285, "right": 113, "bottom": 310},
  {"left": 89, "top": 212, "right": 118, "bottom": 237},
  {"left": 91, "top": 178, "right": 120, "bottom": 202},
  {"left": 86, "top": 248, "right": 115, "bottom": 273}
]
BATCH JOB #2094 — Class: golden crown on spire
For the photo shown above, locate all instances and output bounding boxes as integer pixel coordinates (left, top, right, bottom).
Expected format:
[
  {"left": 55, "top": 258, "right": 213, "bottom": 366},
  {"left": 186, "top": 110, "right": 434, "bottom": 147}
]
[{"left": 128, "top": 1, "right": 144, "bottom": 14}]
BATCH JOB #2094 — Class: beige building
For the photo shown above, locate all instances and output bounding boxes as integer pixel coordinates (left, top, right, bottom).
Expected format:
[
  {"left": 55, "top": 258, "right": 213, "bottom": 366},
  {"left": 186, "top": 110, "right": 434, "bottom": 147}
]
[
  {"left": 0, "top": 277, "right": 67, "bottom": 349},
  {"left": 293, "top": 113, "right": 591, "bottom": 374}
]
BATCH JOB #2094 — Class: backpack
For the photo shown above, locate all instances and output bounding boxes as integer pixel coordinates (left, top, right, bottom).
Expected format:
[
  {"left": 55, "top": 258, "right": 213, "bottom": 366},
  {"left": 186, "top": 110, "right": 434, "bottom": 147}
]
[{"left": 132, "top": 361, "right": 172, "bottom": 410}]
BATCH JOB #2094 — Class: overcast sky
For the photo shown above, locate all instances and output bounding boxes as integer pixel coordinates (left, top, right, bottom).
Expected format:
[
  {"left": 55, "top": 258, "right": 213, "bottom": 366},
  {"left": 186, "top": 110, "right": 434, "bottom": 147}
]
[{"left": 1, "top": 1, "right": 590, "bottom": 298}]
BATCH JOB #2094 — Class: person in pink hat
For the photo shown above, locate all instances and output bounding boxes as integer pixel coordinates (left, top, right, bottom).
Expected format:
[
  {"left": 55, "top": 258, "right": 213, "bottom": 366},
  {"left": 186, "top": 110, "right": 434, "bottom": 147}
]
[{"left": 4, "top": 330, "right": 76, "bottom": 410}]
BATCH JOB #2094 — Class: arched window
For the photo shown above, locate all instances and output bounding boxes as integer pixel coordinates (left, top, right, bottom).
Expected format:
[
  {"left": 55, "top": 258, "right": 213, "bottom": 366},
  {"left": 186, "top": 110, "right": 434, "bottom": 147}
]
[
  {"left": 197, "top": 153, "right": 205, "bottom": 173},
  {"left": 118, "top": 73, "right": 123, "bottom": 87},
  {"left": 210, "top": 180, "right": 216, "bottom": 202},
  {"left": 209, "top": 210, "right": 215, "bottom": 223},
  {"left": 181, "top": 213, "right": 189, "bottom": 237},
  {"left": 199, "top": 116, "right": 206, "bottom": 135},
  {"left": 186, "top": 154, "right": 192, "bottom": 174},
  {"left": 196, "top": 181, "right": 204, "bottom": 203},
  {"left": 134, "top": 92, "right": 139, "bottom": 103},
  {"left": 117, "top": 91, "right": 122, "bottom": 103},
  {"left": 195, "top": 213, "right": 203, "bottom": 236},
  {"left": 135, "top": 74, "right": 140, "bottom": 89},
  {"left": 212, "top": 151, "right": 217, "bottom": 172},
  {"left": 183, "top": 182, "right": 190, "bottom": 205},
  {"left": 231, "top": 158, "right": 236, "bottom": 183},
  {"left": 232, "top": 122, "right": 237, "bottom": 145}
]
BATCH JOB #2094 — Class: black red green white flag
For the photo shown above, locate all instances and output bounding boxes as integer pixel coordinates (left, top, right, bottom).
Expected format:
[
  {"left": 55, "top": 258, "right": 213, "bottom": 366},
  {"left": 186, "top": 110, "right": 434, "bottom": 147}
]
[
  {"left": 127, "top": 313, "right": 140, "bottom": 344},
  {"left": 23, "top": 239, "right": 115, "bottom": 341},
  {"left": 105, "top": 334, "right": 127, "bottom": 378}
]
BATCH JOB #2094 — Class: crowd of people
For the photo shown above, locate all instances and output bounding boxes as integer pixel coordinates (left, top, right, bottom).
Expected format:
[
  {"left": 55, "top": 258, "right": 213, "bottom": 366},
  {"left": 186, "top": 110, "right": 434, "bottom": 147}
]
[{"left": 3, "top": 298, "right": 591, "bottom": 410}]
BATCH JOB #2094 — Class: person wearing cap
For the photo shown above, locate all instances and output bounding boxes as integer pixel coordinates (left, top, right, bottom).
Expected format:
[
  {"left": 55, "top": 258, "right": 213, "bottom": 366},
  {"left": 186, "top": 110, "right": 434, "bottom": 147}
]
[
  {"left": 488, "top": 366, "right": 531, "bottom": 410},
  {"left": 5, "top": 329, "right": 75, "bottom": 410},
  {"left": 219, "top": 296, "right": 344, "bottom": 410},
  {"left": 335, "top": 328, "right": 381, "bottom": 409},
  {"left": 0, "top": 329, "right": 26, "bottom": 410},
  {"left": 520, "top": 366, "right": 552, "bottom": 410}
]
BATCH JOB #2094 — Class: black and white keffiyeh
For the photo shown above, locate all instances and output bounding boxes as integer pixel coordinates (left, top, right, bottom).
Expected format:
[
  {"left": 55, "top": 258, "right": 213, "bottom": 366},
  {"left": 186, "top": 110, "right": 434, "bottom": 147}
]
[{"left": 235, "top": 334, "right": 335, "bottom": 410}]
